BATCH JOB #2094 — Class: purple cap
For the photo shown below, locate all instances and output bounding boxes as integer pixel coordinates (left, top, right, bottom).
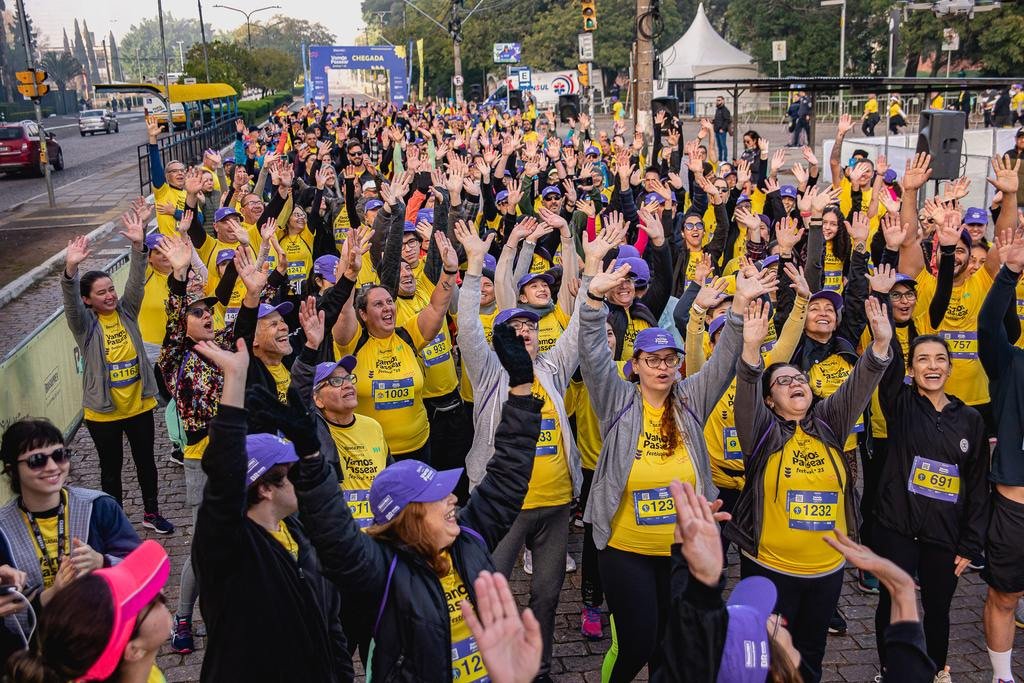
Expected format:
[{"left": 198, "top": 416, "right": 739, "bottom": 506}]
[
  {"left": 417, "top": 208, "right": 434, "bottom": 224},
  {"left": 708, "top": 314, "right": 728, "bottom": 338},
  {"left": 757, "top": 254, "right": 780, "bottom": 270},
  {"left": 963, "top": 207, "right": 988, "bottom": 225},
  {"left": 144, "top": 233, "right": 164, "bottom": 250},
  {"left": 214, "top": 206, "right": 241, "bottom": 223},
  {"left": 716, "top": 576, "right": 776, "bottom": 683},
  {"left": 643, "top": 192, "right": 666, "bottom": 206},
  {"left": 779, "top": 185, "right": 797, "bottom": 199},
  {"left": 883, "top": 169, "right": 897, "bottom": 184},
  {"left": 313, "top": 254, "right": 339, "bottom": 283},
  {"left": 541, "top": 185, "right": 563, "bottom": 198},
  {"left": 809, "top": 290, "right": 844, "bottom": 312},
  {"left": 517, "top": 272, "right": 554, "bottom": 290},
  {"left": 619, "top": 256, "right": 650, "bottom": 284},
  {"left": 495, "top": 189, "right": 510, "bottom": 204},
  {"left": 245, "top": 433, "right": 299, "bottom": 487},
  {"left": 370, "top": 460, "right": 463, "bottom": 524},
  {"left": 403, "top": 220, "right": 418, "bottom": 233},
  {"left": 215, "top": 248, "right": 236, "bottom": 266},
  {"left": 893, "top": 273, "right": 918, "bottom": 288},
  {"left": 483, "top": 253, "right": 497, "bottom": 272},
  {"left": 313, "top": 355, "right": 357, "bottom": 385},
  {"left": 616, "top": 244, "right": 641, "bottom": 260},
  {"left": 364, "top": 199, "right": 384, "bottom": 211},
  {"left": 584, "top": 145, "right": 601, "bottom": 157},
  {"left": 494, "top": 307, "right": 541, "bottom": 326},
  {"left": 257, "top": 301, "right": 294, "bottom": 319},
  {"left": 633, "top": 327, "right": 684, "bottom": 354},
  {"left": 736, "top": 193, "right": 751, "bottom": 205}
]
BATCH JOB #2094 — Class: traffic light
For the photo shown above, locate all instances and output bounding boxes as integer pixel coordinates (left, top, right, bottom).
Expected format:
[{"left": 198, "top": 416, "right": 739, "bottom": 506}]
[
  {"left": 581, "top": 0, "right": 597, "bottom": 31},
  {"left": 578, "top": 63, "right": 590, "bottom": 87},
  {"left": 15, "top": 70, "right": 49, "bottom": 99}
]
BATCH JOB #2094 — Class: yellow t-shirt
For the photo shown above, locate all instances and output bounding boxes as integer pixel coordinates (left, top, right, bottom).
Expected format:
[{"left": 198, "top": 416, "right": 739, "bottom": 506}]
[
  {"left": 396, "top": 291, "right": 458, "bottom": 400},
  {"left": 609, "top": 400, "right": 696, "bottom": 556},
  {"left": 146, "top": 666, "right": 167, "bottom": 683},
  {"left": 704, "top": 379, "right": 744, "bottom": 491},
  {"left": 619, "top": 310, "right": 651, "bottom": 361},
  {"left": 459, "top": 309, "right": 498, "bottom": 403},
  {"left": 915, "top": 267, "right": 992, "bottom": 405},
  {"left": 22, "top": 509, "right": 66, "bottom": 588},
  {"left": 889, "top": 102, "right": 902, "bottom": 118},
  {"left": 863, "top": 98, "right": 879, "bottom": 116},
  {"left": 612, "top": 101, "right": 625, "bottom": 121},
  {"left": 837, "top": 177, "right": 885, "bottom": 233},
  {"left": 565, "top": 362, "right": 628, "bottom": 471},
  {"left": 84, "top": 312, "right": 156, "bottom": 422},
  {"left": 268, "top": 520, "right": 298, "bottom": 559},
  {"left": 808, "top": 354, "right": 863, "bottom": 451},
  {"left": 139, "top": 269, "right": 170, "bottom": 345},
  {"left": 328, "top": 414, "right": 388, "bottom": 529},
  {"left": 681, "top": 249, "right": 704, "bottom": 293},
  {"left": 332, "top": 208, "right": 352, "bottom": 249},
  {"left": 335, "top": 319, "right": 429, "bottom": 454},
  {"left": 523, "top": 381, "right": 572, "bottom": 510},
  {"left": 154, "top": 184, "right": 187, "bottom": 237},
  {"left": 184, "top": 435, "right": 209, "bottom": 461},
  {"left": 822, "top": 241, "right": 845, "bottom": 294},
  {"left": 931, "top": 95, "right": 945, "bottom": 109},
  {"left": 273, "top": 232, "right": 314, "bottom": 295},
  {"left": 440, "top": 552, "right": 488, "bottom": 682},
  {"left": 862, "top": 323, "right": 915, "bottom": 439},
  {"left": 266, "top": 362, "right": 291, "bottom": 403},
  {"left": 537, "top": 308, "right": 569, "bottom": 354},
  {"left": 754, "top": 426, "right": 846, "bottom": 576}
]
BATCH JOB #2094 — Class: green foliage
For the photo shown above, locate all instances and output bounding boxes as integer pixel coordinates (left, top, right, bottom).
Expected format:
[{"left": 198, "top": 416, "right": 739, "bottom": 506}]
[
  {"left": 223, "top": 14, "right": 334, "bottom": 73},
  {"left": 119, "top": 14, "right": 211, "bottom": 81},
  {"left": 184, "top": 41, "right": 252, "bottom": 93},
  {"left": 237, "top": 91, "right": 293, "bottom": 125},
  {"left": 40, "top": 51, "right": 85, "bottom": 93},
  {"left": 249, "top": 48, "right": 297, "bottom": 96}
]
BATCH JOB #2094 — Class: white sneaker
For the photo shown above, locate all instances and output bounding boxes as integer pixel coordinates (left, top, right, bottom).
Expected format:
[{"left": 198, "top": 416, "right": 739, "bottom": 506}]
[
  {"left": 522, "top": 549, "right": 533, "bottom": 575},
  {"left": 933, "top": 666, "right": 951, "bottom": 683},
  {"left": 565, "top": 552, "right": 577, "bottom": 573}
]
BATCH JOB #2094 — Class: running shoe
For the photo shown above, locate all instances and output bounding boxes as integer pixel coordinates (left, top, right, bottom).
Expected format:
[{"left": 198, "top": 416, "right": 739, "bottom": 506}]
[
  {"left": 522, "top": 549, "right": 533, "bottom": 575},
  {"left": 168, "top": 448, "right": 185, "bottom": 466},
  {"left": 171, "top": 614, "right": 195, "bottom": 654},
  {"left": 565, "top": 553, "right": 577, "bottom": 573},
  {"left": 143, "top": 513, "right": 175, "bottom": 535},
  {"left": 828, "top": 609, "right": 848, "bottom": 635},
  {"left": 1015, "top": 597, "right": 1024, "bottom": 629},
  {"left": 933, "top": 667, "right": 951, "bottom": 683},
  {"left": 857, "top": 570, "right": 880, "bottom": 595},
  {"left": 581, "top": 606, "right": 603, "bottom": 640}
]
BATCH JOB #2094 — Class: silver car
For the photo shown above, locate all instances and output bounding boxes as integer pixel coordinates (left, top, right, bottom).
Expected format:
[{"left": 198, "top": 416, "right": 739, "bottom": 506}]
[{"left": 78, "top": 109, "right": 118, "bottom": 136}]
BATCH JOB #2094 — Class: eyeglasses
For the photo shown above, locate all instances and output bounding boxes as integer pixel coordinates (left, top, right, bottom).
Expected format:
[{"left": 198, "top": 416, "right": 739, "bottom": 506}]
[
  {"left": 684, "top": 222, "right": 705, "bottom": 232},
  {"left": 317, "top": 375, "right": 357, "bottom": 389},
  {"left": 890, "top": 291, "right": 917, "bottom": 302},
  {"left": 641, "top": 353, "right": 682, "bottom": 369},
  {"left": 401, "top": 239, "right": 420, "bottom": 250},
  {"left": 770, "top": 374, "right": 810, "bottom": 388},
  {"left": 18, "top": 448, "right": 73, "bottom": 470},
  {"left": 507, "top": 320, "right": 538, "bottom": 332},
  {"left": 187, "top": 305, "right": 212, "bottom": 318}
]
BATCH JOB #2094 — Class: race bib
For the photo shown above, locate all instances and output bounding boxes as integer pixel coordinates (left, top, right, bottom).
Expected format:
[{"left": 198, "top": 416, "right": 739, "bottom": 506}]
[
  {"left": 451, "top": 636, "right": 489, "bottom": 682},
  {"left": 786, "top": 490, "right": 838, "bottom": 531},
  {"left": 940, "top": 331, "right": 978, "bottom": 360},
  {"left": 823, "top": 270, "right": 843, "bottom": 292},
  {"left": 224, "top": 307, "right": 239, "bottom": 324},
  {"left": 422, "top": 333, "right": 452, "bottom": 367},
  {"left": 724, "top": 426, "right": 743, "bottom": 460},
  {"left": 535, "top": 419, "right": 558, "bottom": 456},
  {"left": 1016, "top": 298, "right": 1023, "bottom": 321},
  {"left": 343, "top": 489, "right": 373, "bottom": 528},
  {"left": 372, "top": 377, "right": 414, "bottom": 410},
  {"left": 907, "top": 455, "right": 960, "bottom": 503},
  {"left": 333, "top": 226, "right": 349, "bottom": 246},
  {"left": 287, "top": 260, "right": 306, "bottom": 282},
  {"left": 632, "top": 487, "right": 675, "bottom": 526},
  {"left": 108, "top": 359, "right": 140, "bottom": 388}
]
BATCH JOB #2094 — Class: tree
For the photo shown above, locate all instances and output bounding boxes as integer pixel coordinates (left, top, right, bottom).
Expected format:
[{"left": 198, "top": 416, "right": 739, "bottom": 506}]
[
  {"left": 72, "top": 20, "right": 91, "bottom": 85},
  {"left": 249, "top": 47, "right": 296, "bottom": 96},
  {"left": 120, "top": 14, "right": 210, "bottom": 81},
  {"left": 109, "top": 32, "right": 125, "bottom": 82},
  {"left": 228, "top": 14, "right": 335, "bottom": 70},
  {"left": 82, "top": 20, "right": 101, "bottom": 84},
  {"left": 184, "top": 40, "right": 252, "bottom": 93},
  {"left": 40, "top": 51, "right": 84, "bottom": 96}
]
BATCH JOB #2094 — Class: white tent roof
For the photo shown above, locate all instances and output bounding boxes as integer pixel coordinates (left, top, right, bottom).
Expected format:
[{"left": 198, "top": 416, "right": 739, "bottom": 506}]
[{"left": 659, "top": 2, "right": 754, "bottom": 80}]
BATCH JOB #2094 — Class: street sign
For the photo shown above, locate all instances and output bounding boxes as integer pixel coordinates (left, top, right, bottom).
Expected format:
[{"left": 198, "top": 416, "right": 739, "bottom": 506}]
[
  {"left": 578, "top": 32, "right": 594, "bottom": 62},
  {"left": 772, "top": 41, "right": 787, "bottom": 62},
  {"left": 184, "top": 77, "right": 197, "bottom": 84},
  {"left": 516, "top": 67, "right": 532, "bottom": 91},
  {"left": 493, "top": 43, "right": 521, "bottom": 64},
  {"left": 452, "top": 74, "right": 464, "bottom": 86},
  {"left": 942, "top": 28, "right": 959, "bottom": 51}
]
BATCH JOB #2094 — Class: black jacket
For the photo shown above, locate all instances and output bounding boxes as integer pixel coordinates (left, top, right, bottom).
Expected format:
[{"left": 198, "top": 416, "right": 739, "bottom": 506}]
[
  {"left": 874, "top": 336, "right": 989, "bottom": 558},
  {"left": 293, "top": 394, "right": 542, "bottom": 682},
  {"left": 194, "top": 406, "right": 352, "bottom": 683}
]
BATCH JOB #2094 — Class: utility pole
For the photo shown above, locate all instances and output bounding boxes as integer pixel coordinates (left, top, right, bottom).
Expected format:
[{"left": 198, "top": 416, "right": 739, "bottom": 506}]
[
  {"left": 14, "top": 0, "right": 54, "bottom": 206},
  {"left": 157, "top": 0, "right": 171, "bottom": 96},
  {"left": 634, "top": 0, "right": 654, "bottom": 135},
  {"left": 198, "top": 0, "right": 211, "bottom": 82},
  {"left": 449, "top": 0, "right": 464, "bottom": 104}
]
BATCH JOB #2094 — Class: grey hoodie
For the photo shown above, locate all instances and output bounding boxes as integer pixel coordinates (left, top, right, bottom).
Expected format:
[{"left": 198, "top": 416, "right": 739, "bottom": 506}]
[
  {"left": 578, "top": 301, "right": 744, "bottom": 550},
  {"left": 460, "top": 272, "right": 589, "bottom": 495}
]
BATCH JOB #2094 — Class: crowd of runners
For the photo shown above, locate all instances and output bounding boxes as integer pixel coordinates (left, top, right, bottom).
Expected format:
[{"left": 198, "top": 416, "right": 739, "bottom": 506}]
[{"left": 0, "top": 94, "right": 1022, "bottom": 683}]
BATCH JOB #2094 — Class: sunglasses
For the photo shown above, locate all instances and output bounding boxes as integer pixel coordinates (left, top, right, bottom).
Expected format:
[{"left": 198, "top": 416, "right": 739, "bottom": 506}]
[
  {"left": 685, "top": 222, "right": 705, "bottom": 231},
  {"left": 187, "top": 305, "right": 212, "bottom": 318},
  {"left": 19, "top": 448, "right": 73, "bottom": 470}
]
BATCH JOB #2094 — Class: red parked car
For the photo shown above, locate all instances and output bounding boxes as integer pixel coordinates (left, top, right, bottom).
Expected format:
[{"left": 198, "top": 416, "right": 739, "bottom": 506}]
[{"left": 0, "top": 120, "right": 64, "bottom": 176}]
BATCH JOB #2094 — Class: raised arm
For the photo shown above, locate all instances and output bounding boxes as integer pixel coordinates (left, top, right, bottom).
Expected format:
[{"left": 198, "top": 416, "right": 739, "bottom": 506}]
[
  {"left": 415, "top": 232, "right": 459, "bottom": 342},
  {"left": 898, "top": 153, "right": 933, "bottom": 278}
]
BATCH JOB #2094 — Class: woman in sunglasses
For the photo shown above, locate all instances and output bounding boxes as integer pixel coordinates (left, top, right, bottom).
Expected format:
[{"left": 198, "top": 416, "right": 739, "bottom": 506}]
[
  {"left": 0, "top": 418, "right": 140, "bottom": 662},
  {"left": 724, "top": 295, "right": 892, "bottom": 683}
]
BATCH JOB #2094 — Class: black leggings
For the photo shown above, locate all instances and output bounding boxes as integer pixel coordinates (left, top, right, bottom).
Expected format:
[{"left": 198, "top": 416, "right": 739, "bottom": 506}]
[
  {"left": 859, "top": 437, "right": 888, "bottom": 547},
  {"left": 740, "top": 556, "right": 844, "bottom": 683},
  {"left": 84, "top": 409, "right": 159, "bottom": 514},
  {"left": 425, "top": 390, "right": 472, "bottom": 502},
  {"left": 717, "top": 486, "right": 741, "bottom": 560},
  {"left": 599, "top": 547, "right": 671, "bottom": 682},
  {"left": 579, "top": 467, "right": 603, "bottom": 607},
  {"left": 872, "top": 523, "right": 957, "bottom": 672}
]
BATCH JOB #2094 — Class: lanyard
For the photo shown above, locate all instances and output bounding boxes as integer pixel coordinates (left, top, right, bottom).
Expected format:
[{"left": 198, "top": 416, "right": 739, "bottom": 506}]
[{"left": 22, "top": 489, "right": 68, "bottom": 577}]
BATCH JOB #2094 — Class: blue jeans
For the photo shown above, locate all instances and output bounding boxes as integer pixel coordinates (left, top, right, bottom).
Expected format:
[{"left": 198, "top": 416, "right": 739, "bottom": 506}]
[{"left": 715, "top": 130, "right": 728, "bottom": 161}]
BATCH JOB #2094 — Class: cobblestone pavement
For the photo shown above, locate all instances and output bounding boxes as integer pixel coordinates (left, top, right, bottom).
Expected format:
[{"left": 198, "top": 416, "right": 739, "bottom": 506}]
[{"left": 52, "top": 405, "right": 1021, "bottom": 683}]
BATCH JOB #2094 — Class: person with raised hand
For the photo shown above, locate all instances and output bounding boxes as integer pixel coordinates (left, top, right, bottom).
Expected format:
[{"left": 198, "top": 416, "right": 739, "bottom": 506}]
[
  {"left": 725, "top": 292, "right": 892, "bottom": 683},
  {"left": 146, "top": 115, "right": 188, "bottom": 237},
  {"left": 191, "top": 339, "right": 352, "bottom": 683},
  {"left": 291, "top": 320, "right": 543, "bottom": 682},
  {"left": 61, "top": 208, "right": 173, "bottom": 536},
  {"left": 579, "top": 252, "right": 775, "bottom": 681}
]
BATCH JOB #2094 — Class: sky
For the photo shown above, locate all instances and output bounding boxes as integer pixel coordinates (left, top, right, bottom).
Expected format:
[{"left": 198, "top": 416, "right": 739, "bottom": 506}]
[{"left": 24, "top": 0, "right": 366, "bottom": 49}]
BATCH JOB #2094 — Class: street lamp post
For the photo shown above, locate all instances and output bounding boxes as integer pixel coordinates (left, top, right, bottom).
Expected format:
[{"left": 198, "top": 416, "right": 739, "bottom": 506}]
[
  {"left": 212, "top": 4, "right": 281, "bottom": 50},
  {"left": 175, "top": 40, "right": 185, "bottom": 70},
  {"left": 197, "top": 0, "right": 211, "bottom": 82},
  {"left": 821, "top": 0, "right": 846, "bottom": 114}
]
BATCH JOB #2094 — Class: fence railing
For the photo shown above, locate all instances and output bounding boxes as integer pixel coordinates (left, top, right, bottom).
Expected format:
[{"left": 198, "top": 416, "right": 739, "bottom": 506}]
[{"left": 136, "top": 116, "right": 237, "bottom": 197}]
